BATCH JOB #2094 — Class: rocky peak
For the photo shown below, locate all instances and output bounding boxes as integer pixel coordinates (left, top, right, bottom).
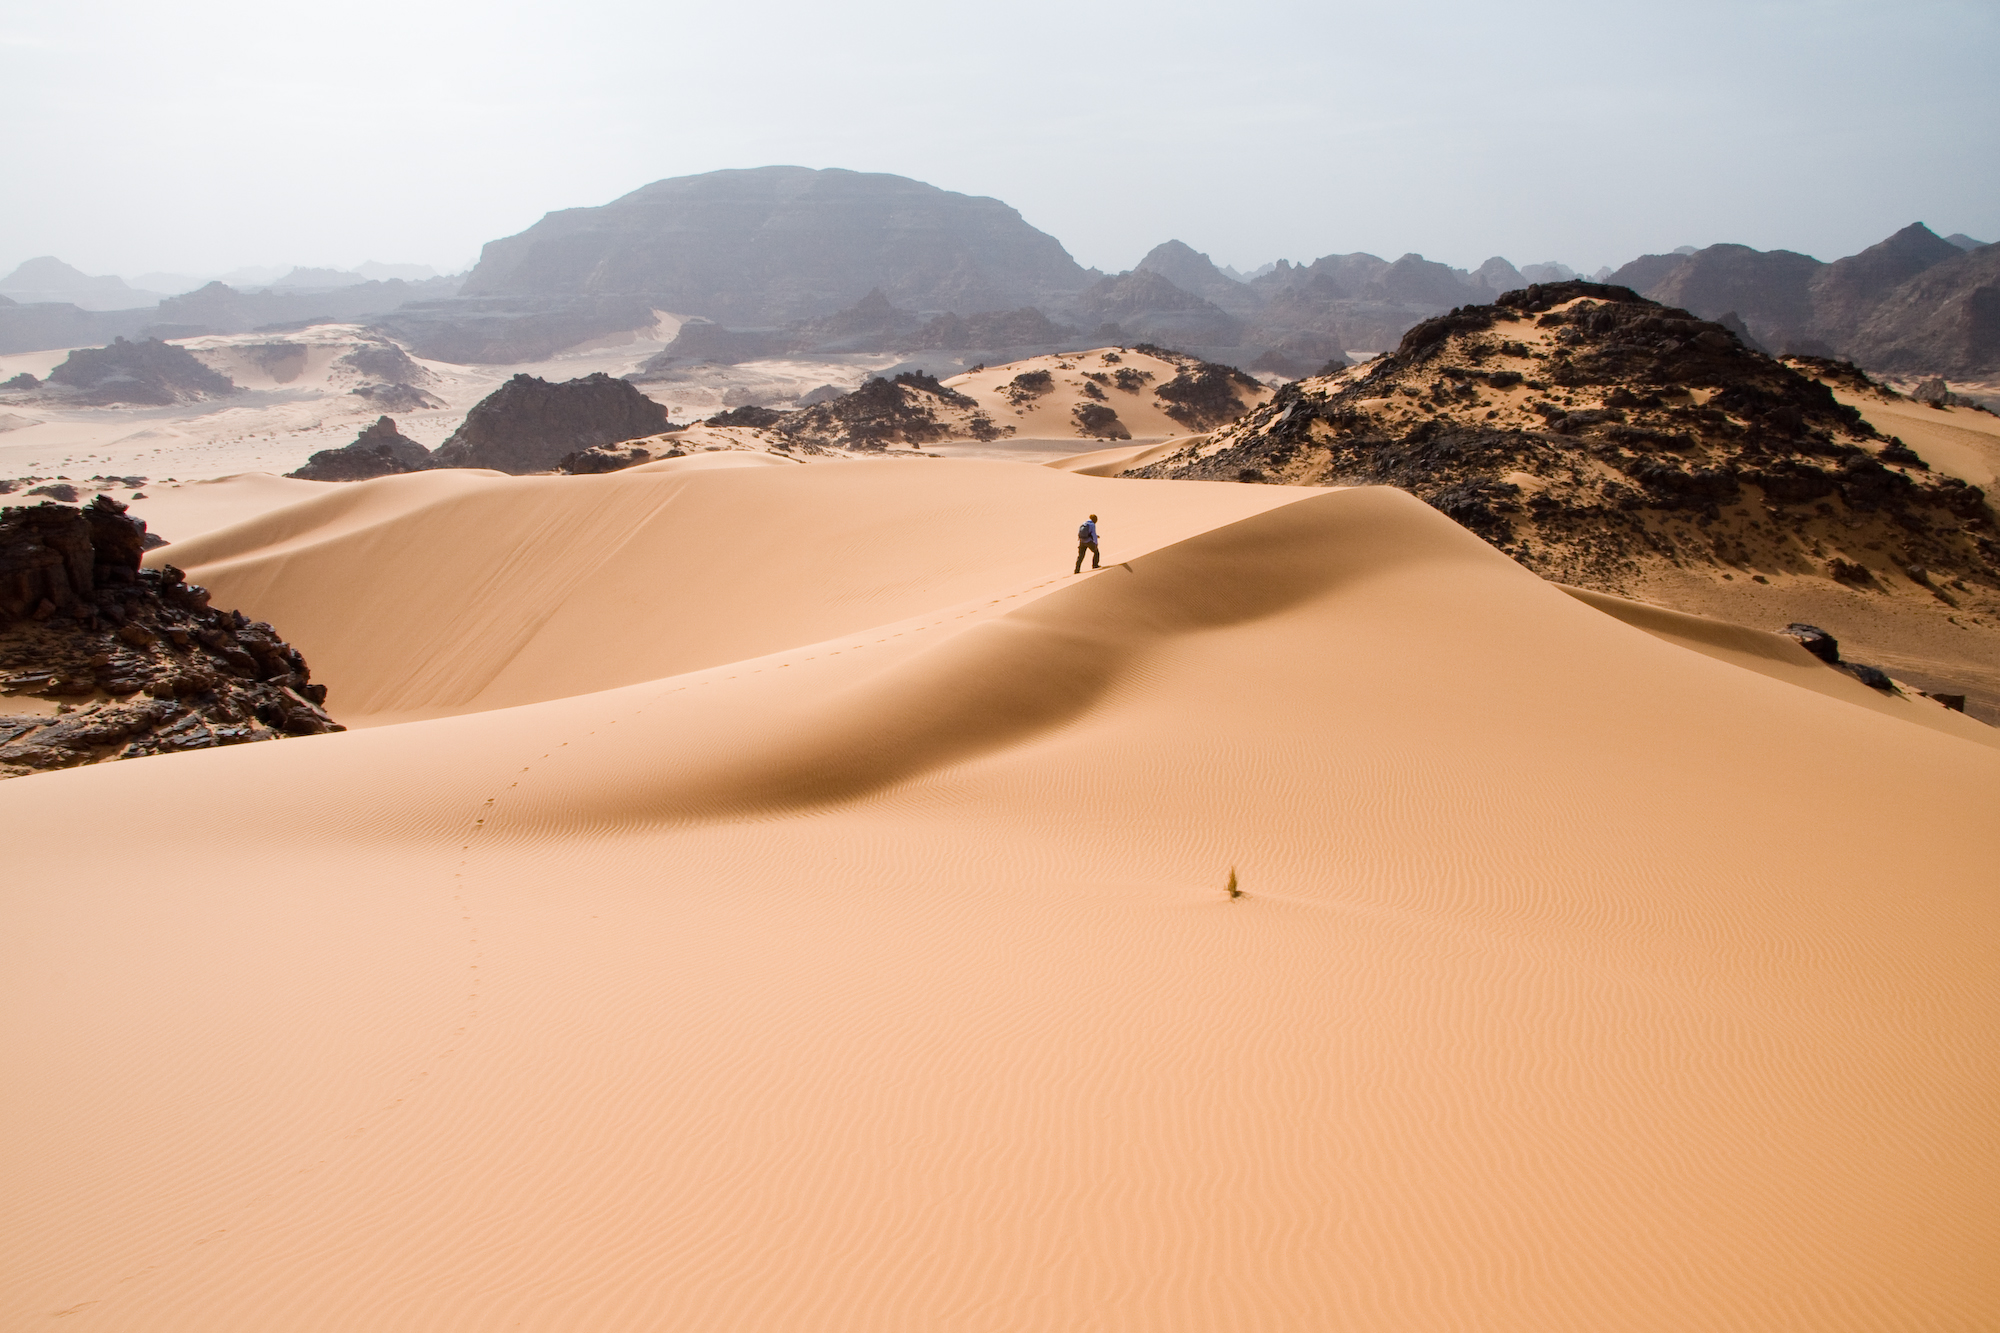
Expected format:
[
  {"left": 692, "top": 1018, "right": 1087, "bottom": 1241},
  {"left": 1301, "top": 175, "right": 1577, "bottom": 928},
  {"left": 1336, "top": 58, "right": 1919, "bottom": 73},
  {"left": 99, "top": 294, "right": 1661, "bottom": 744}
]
[
  {"left": 430, "top": 372, "right": 671, "bottom": 474},
  {"left": 288, "top": 417, "right": 435, "bottom": 482}
]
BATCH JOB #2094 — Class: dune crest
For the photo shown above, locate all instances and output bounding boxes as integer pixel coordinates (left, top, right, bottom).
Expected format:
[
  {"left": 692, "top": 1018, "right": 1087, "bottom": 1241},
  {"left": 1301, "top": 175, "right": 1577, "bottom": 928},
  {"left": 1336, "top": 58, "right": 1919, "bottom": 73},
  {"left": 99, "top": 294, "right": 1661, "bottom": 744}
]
[{"left": 3, "top": 460, "right": 1996, "bottom": 1332}]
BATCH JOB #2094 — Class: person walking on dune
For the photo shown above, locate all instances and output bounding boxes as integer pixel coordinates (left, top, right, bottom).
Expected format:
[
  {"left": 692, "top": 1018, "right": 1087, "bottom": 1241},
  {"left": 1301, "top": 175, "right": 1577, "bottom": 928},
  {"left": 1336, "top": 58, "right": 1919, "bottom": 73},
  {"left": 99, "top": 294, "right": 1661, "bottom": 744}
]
[{"left": 1074, "top": 514, "right": 1101, "bottom": 573}]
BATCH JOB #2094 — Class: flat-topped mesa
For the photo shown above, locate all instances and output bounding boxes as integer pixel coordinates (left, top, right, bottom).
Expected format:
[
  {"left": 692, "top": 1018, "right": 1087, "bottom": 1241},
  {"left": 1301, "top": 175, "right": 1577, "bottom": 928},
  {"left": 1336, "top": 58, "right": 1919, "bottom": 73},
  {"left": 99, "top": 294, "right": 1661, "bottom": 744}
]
[
  {"left": 431, "top": 372, "right": 672, "bottom": 474},
  {"left": 0, "top": 496, "right": 341, "bottom": 778},
  {"left": 1131, "top": 281, "right": 1998, "bottom": 597},
  {"left": 288, "top": 416, "right": 436, "bottom": 482}
]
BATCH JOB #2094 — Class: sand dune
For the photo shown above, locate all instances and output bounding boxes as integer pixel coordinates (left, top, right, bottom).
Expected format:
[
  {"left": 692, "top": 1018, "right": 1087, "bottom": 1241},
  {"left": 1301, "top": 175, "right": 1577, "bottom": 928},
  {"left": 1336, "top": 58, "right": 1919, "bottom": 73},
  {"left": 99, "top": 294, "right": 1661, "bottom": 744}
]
[{"left": 3, "top": 465, "right": 1996, "bottom": 1331}]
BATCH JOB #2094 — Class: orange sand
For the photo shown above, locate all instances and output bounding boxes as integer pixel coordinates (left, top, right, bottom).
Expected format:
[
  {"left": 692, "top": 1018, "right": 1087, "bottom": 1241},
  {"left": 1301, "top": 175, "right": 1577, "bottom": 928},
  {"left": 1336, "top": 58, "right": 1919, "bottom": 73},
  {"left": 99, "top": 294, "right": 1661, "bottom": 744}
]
[{"left": 2, "top": 463, "right": 1996, "bottom": 1331}]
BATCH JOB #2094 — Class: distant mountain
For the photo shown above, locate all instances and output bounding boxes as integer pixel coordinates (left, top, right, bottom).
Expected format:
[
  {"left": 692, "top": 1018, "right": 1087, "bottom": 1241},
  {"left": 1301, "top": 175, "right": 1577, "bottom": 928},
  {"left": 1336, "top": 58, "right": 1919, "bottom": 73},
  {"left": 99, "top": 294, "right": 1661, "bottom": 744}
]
[
  {"left": 0, "top": 257, "right": 161, "bottom": 311},
  {"left": 1066, "top": 269, "right": 1244, "bottom": 346},
  {"left": 1606, "top": 223, "right": 1995, "bottom": 373},
  {"left": 267, "top": 267, "right": 371, "bottom": 290},
  {"left": 1945, "top": 234, "right": 1989, "bottom": 251},
  {"left": 1133, "top": 241, "right": 1264, "bottom": 316},
  {"left": 461, "top": 166, "right": 1093, "bottom": 325},
  {"left": 1845, "top": 241, "right": 2000, "bottom": 377}
]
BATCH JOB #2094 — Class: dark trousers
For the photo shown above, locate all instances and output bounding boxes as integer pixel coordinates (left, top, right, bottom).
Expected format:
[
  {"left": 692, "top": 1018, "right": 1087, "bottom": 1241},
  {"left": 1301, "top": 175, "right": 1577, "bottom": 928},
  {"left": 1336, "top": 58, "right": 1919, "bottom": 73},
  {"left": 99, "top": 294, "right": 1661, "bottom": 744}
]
[{"left": 1075, "top": 540, "right": 1100, "bottom": 572}]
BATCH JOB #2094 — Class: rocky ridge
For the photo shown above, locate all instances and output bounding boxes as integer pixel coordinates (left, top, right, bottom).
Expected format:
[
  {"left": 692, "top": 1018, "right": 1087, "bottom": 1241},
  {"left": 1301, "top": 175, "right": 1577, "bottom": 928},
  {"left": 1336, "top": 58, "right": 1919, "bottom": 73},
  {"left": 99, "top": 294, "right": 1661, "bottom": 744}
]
[
  {"left": 0, "top": 495, "right": 341, "bottom": 779},
  {"left": 1132, "top": 282, "right": 1998, "bottom": 596}
]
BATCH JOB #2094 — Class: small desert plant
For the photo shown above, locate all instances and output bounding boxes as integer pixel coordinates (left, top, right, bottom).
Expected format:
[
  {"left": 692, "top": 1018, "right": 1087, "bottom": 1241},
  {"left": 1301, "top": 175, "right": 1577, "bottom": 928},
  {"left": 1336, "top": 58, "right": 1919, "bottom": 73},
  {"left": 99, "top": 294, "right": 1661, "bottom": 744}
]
[{"left": 1226, "top": 868, "right": 1242, "bottom": 900}]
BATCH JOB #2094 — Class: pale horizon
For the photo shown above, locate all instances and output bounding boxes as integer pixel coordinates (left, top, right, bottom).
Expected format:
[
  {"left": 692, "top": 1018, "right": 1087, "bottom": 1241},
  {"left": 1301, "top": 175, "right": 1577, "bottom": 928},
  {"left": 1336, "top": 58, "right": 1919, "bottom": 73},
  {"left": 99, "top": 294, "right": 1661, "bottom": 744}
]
[{"left": 3, "top": 0, "right": 1996, "bottom": 285}]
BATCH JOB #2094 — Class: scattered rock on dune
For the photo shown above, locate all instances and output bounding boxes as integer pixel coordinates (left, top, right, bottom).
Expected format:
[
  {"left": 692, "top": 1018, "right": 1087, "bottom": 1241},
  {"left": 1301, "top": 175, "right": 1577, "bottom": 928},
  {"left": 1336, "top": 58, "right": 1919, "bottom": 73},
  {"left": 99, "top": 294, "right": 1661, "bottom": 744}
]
[
  {"left": 773, "top": 371, "right": 1007, "bottom": 452},
  {"left": 430, "top": 372, "right": 671, "bottom": 474},
  {"left": 559, "top": 439, "right": 676, "bottom": 474},
  {"left": 288, "top": 416, "right": 435, "bottom": 482},
  {"left": 0, "top": 495, "right": 340, "bottom": 778}
]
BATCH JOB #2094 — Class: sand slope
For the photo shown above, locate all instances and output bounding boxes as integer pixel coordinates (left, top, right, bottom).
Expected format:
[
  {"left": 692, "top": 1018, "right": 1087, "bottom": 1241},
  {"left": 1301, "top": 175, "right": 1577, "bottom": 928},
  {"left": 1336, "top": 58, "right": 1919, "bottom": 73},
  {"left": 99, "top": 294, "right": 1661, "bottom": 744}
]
[{"left": 3, "top": 469, "right": 1997, "bottom": 1332}]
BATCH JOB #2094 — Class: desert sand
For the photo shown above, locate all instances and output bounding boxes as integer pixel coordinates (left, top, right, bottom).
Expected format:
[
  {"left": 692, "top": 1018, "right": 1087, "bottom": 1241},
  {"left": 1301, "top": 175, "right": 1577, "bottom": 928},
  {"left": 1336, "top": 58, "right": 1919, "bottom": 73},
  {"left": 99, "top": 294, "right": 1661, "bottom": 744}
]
[{"left": 3, "top": 456, "right": 1996, "bottom": 1331}]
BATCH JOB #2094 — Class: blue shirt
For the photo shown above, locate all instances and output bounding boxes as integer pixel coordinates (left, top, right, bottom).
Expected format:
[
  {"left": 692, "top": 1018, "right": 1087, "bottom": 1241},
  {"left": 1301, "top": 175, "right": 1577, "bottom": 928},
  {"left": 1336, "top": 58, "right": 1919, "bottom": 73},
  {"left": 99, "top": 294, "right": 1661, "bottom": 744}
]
[{"left": 1079, "top": 520, "right": 1099, "bottom": 543}]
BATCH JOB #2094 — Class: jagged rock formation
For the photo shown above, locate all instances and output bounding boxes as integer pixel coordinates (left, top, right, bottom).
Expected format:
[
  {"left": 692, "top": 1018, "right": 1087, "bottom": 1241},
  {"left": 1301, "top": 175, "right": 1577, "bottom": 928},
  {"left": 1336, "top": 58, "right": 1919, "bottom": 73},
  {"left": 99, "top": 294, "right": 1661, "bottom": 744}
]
[
  {"left": 771, "top": 372, "right": 1005, "bottom": 452},
  {"left": 460, "top": 167, "right": 1093, "bottom": 325},
  {"left": 7, "top": 337, "right": 239, "bottom": 406},
  {"left": 1132, "top": 281, "right": 1998, "bottom": 598},
  {"left": 431, "top": 373, "right": 671, "bottom": 474},
  {"left": 288, "top": 417, "right": 435, "bottom": 481},
  {"left": 0, "top": 496, "right": 340, "bottom": 778}
]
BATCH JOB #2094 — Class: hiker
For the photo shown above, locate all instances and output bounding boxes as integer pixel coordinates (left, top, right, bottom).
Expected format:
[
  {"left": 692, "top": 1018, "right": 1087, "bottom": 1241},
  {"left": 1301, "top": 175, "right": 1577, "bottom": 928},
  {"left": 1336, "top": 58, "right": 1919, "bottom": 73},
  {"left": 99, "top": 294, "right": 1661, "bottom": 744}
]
[{"left": 1074, "top": 514, "right": 1101, "bottom": 573}]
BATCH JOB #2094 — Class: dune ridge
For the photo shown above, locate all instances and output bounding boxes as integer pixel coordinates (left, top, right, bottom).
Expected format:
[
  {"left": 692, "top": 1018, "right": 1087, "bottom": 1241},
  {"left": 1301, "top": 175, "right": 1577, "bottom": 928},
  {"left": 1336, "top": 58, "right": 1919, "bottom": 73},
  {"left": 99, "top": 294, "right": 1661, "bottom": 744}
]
[{"left": 2, "top": 464, "right": 1996, "bottom": 1331}]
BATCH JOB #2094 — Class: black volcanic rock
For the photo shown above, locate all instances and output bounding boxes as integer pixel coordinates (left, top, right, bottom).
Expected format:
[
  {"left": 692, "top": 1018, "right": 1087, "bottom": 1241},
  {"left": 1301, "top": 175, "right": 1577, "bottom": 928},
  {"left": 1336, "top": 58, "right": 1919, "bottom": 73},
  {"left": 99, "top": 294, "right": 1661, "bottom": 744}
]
[
  {"left": 287, "top": 417, "right": 434, "bottom": 482},
  {"left": 0, "top": 498, "right": 341, "bottom": 778},
  {"left": 1131, "top": 281, "right": 1997, "bottom": 599},
  {"left": 458, "top": 166, "right": 1093, "bottom": 326},
  {"left": 37, "top": 337, "right": 238, "bottom": 406},
  {"left": 431, "top": 373, "right": 671, "bottom": 474}
]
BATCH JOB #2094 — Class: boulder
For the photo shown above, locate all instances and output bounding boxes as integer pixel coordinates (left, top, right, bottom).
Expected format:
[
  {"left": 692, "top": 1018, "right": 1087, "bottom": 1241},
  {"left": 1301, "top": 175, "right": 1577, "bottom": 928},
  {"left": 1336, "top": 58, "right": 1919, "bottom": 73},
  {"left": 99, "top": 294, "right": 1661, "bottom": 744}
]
[{"left": 1777, "top": 623, "right": 1840, "bottom": 663}]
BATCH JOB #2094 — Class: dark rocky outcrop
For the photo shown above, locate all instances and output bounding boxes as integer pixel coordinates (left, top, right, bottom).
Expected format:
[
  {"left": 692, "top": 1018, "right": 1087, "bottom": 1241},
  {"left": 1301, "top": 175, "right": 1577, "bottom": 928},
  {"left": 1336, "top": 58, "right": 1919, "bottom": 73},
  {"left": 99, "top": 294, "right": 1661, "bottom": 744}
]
[
  {"left": 21, "top": 337, "right": 239, "bottom": 406},
  {"left": 1146, "top": 350, "right": 1265, "bottom": 430},
  {"left": 1131, "top": 281, "right": 1998, "bottom": 599},
  {"left": 0, "top": 496, "right": 340, "bottom": 778},
  {"left": 430, "top": 373, "right": 671, "bottom": 474},
  {"left": 1778, "top": 622, "right": 1840, "bottom": 663},
  {"left": 287, "top": 417, "right": 435, "bottom": 482},
  {"left": 459, "top": 166, "right": 1093, "bottom": 327}
]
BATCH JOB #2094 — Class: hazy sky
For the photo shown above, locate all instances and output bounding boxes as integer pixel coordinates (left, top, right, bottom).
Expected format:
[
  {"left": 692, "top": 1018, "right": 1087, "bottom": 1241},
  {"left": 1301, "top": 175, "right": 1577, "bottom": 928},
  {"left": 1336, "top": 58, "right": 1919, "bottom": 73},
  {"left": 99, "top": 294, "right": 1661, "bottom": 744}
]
[{"left": 3, "top": 0, "right": 1996, "bottom": 283}]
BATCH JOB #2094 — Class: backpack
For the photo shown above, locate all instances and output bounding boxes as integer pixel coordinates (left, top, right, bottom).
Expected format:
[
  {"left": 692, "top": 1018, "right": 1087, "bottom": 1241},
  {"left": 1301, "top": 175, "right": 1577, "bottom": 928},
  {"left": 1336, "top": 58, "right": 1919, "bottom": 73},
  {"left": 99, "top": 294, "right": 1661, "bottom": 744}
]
[{"left": 1077, "top": 523, "right": 1093, "bottom": 541}]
